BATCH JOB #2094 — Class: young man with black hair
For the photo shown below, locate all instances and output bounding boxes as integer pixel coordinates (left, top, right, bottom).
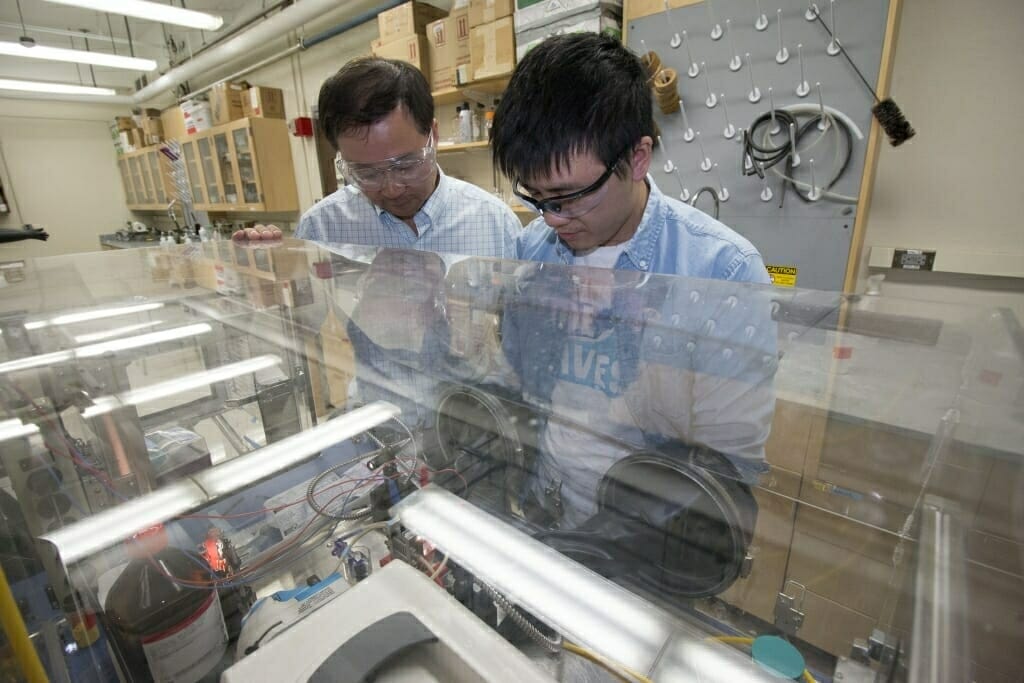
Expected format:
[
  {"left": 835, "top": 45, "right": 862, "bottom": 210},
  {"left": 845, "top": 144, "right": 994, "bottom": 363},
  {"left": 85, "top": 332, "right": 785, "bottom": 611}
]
[
  {"left": 493, "top": 34, "right": 776, "bottom": 529},
  {"left": 236, "top": 57, "right": 520, "bottom": 258}
]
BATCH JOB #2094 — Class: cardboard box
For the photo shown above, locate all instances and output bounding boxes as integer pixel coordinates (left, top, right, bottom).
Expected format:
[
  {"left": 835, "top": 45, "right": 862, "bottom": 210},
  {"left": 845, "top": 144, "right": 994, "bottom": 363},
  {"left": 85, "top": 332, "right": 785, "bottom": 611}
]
[
  {"left": 427, "top": 8, "right": 471, "bottom": 90},
  {"left": 513, "top": 0, "right": 621, "bottom": 33},
  {"left": 161, "top": 106, "right": 187, "bottom": 141},
  {"left": 242, "top": 86, "right": 285, "bottom": 119},
  {"left": 371, "top": 33, "right": 430, "bottom": 77},
  {"left": 377, "top": 1, "right": 447, "bottom": 39},
  {"left": 470, "top": 0, "right": 513, "bottom": 27},
  {"left": 114, "top": 116, "right": 135, "bottom": 131},
  {"left": 181, "top": 100, "right": 213, "bottom": 135},
  {"left": 515, "top": 9, "right": 620, "bottom": 60},
  {"left": 210, "top": 82, "right": 246, "bottom": 124},
  {"left": 140, "top": 115, "right": 163, "bottom": 142},
  {"left": 469, "top": 17, "right": 515, "bottom": 80}
]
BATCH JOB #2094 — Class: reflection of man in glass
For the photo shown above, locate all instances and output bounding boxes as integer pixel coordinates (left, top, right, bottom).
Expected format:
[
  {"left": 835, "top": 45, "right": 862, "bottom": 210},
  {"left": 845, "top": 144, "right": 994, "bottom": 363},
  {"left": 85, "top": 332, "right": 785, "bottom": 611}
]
[
  {"left": 346, "top": 248, "right": 450, "bottom": 426},
  {"left": 234, "top": 57, "right": 520, "bottom": 258},
  {"left": 493, "top": 34, "right": 777, "bottom": 528}
]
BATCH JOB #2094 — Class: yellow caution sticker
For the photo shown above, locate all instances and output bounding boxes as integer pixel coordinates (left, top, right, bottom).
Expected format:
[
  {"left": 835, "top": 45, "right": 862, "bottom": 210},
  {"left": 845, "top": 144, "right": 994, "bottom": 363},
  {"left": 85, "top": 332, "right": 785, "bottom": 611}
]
[{"left": 766, "top": 265, "right": 798, "bottom": 287}]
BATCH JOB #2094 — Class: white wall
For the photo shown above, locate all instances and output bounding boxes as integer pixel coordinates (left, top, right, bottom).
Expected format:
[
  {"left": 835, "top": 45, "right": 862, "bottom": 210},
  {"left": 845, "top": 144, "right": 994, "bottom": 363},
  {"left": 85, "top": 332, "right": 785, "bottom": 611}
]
[
  {"left": 857, "top": 0, "right": 1024, "bottom": 317},
  {"left": 0, "top": 99, "right": 132, "bottom": 261}
]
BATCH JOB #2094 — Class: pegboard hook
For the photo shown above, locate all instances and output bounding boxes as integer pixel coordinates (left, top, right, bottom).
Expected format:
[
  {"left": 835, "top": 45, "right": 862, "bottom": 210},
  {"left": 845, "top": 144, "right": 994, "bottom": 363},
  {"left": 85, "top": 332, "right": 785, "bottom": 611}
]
[
  {"left": 726, "top": 19, "right": 743, "bottom": 71},
  {"left": 746, "top": 53, "right": 762, "bottom": 102},
  {"left": 775, "top": 8, "right": 790, "bottom": 63},
  {"left": 707, "top": 0, "right": 723, "bottom": 40},
  {"left": 678, "top": 98, "right": 695, "bottom": 142},
  {"left": 827, "top": 0, "right": 841, "bottom": 55},
  {"left": 682, "top": 30, "right": 700, "bottom": 77},
  {"left": 796, "top": 44, "right": 810, "bottom": 97},
  {"left": 755, "top": 0, "right": 769, "bottom": 31}
]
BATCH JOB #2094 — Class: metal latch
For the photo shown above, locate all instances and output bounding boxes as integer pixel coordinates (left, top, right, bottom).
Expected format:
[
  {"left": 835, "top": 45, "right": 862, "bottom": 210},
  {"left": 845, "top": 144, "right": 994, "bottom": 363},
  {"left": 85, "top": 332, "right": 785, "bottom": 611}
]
[
  {"left": 740, "top": 552, "right": 754, "bottom": 579},
  {"left": 774, "top": 580, "right": 806, "bottom": 635}
]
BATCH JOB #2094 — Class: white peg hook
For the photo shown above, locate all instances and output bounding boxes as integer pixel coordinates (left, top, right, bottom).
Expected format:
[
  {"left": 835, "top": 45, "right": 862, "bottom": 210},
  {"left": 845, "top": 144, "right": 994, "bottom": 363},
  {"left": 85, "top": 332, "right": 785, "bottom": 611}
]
[
  {"left": 808, "top": 158, "right": 822, "bottom": 200},
  {"left": 674, "top": 169, "right": 690, "bottom": 201},
  {"left": 726, "top": 20, "right": 742, "bottom": 71},
  {"left": 796, "top": 43, "right": 810, "bottom": 97},
  {"left": 805, "top": 3, "right": 820, "bottom": 21},
  {"left": 657, "top": 135, "right": 676, "bottom": 173},
  {"left": 788, "top": 122, "right": 801, "bottom": 166},
  {"left": 663, "top": 0, "right": 682, "bottom": 48},
  {"left": 721, "top": 94, "right": 736, "bottom": 139},
  {"left": 816, "top": 82, "right": 829, "bottom": 130},
  {"left": 827, "top": 0, "right": 841, "bottom": 55},
  {"left": 746, "top": 53, "right": 762, "bottom": 102},
  {"left": 713, "top": 163, "right": 730, "bottom": 201},
  {"left": 775, "top": 9, "right": 789, "bottom": 63},
  {"left": 768, "top": 87, "right": 781, "bottom": 135},
  {"left": 755, "top": 0, "right": 769, "bottom": 30},
  {"left": 678, "top": 98, "right": 695, "bottom": 141},
  {"left": 682, "top": 30, "right": 700, "bottom": 77},
  {"left": 702, "top": 62, "right": 718, "bottom": 108},
  {"left": 759, "top": 163, "right": 774, "bottom": 201},
  {"left": 696, "top": 132, "right": 712, "bottom": 172},
  {"left": 708, "top": 0, "right": 723, "bottom": 40},
  {"left": 743, "top": 143, "right": 754, "bottom": 172}
]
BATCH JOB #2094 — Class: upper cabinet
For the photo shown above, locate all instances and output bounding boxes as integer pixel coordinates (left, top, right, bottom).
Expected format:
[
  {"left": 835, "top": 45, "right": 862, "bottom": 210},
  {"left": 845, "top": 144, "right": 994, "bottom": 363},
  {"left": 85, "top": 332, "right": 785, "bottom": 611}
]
[
  {"left": 179, "top": 118, "right": 299, "bottom": 214},
  {"left": 118, "top": 148, "right": 174, "bottom": 211}
]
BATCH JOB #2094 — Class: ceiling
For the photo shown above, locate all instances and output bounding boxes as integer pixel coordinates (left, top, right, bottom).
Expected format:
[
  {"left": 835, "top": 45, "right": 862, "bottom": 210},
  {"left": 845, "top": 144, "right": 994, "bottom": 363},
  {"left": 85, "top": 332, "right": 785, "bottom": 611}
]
[{"left": 0, "top": 0, "right": 268, "bottom": 92}]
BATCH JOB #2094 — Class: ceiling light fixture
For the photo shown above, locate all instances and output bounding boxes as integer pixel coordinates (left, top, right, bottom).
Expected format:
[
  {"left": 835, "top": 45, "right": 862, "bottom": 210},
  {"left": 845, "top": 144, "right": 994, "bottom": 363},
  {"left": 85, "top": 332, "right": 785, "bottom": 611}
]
[
  {"left": 41, "top": 0, "right": 224, "bottom": 31},
  {"left": 0, "top": 78, "right": 116, "bottom": 96},
  {"left": 0, "top": 41, "right": 156, "bottom": 71}
]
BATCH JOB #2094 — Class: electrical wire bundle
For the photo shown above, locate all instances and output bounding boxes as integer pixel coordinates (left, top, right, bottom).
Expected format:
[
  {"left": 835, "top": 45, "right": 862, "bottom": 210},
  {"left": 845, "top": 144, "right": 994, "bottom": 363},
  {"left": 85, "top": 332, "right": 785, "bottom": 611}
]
[{"left": 741, "top": 106, "right": 855, "bottom": 207}]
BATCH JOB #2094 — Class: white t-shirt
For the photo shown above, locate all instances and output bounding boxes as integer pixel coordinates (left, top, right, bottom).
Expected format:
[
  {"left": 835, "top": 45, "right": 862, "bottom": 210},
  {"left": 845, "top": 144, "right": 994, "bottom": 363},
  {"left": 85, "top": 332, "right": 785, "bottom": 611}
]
[{"left": 572, "top": 243, "right": 628, "bottom": 269}]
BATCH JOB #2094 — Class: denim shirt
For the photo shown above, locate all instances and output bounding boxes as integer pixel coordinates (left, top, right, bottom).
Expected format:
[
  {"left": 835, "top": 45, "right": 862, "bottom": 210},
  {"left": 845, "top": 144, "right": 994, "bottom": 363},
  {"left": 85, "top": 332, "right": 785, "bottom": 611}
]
[{"left": 504, "top": 178, "right": 776, "bottom": 483}]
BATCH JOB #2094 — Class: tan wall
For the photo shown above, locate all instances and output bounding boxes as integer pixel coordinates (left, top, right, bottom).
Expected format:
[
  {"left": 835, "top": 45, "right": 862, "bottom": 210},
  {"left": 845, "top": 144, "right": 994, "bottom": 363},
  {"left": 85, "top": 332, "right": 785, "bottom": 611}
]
[
  {"left": 0, "top": 99, "right": 132, "bottom": 261},
  {"left": 857, "top": 0, "right": 1024, "bottom": 315}
]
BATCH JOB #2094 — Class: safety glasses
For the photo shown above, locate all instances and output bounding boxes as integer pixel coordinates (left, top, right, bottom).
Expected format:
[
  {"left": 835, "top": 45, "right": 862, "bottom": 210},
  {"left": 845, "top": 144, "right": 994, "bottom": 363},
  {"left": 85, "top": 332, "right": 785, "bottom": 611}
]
[
  {"left": 342, "top": 133, "right": 436, "bottom": 192},
  {"left": 513, "top": 152, "right": 625, "bottom": 219}
]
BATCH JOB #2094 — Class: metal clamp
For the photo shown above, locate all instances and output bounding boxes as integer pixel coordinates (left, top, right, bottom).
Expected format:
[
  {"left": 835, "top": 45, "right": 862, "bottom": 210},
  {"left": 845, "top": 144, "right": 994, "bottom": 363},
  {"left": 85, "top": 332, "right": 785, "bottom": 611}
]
[{"left": 774, "top": 580, "right": 806, "bottom": 635}]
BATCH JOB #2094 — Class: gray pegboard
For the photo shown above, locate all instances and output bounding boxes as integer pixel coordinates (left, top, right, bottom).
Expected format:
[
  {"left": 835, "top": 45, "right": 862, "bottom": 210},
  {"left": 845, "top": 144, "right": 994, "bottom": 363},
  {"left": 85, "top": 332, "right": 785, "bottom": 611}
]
[{"left": 628, "top": 0, "right": 890, "bottom": 291}]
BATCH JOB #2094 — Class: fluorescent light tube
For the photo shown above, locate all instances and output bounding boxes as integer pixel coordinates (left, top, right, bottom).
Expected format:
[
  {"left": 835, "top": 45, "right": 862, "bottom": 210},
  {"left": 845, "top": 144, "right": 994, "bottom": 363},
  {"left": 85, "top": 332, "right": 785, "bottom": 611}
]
[
  {"left": 0, "top": 419, "right": 40, "bottom": 443},
  {"left": 42, "top": 401, "right": 400, "bottom": 565},
  {"left": 26, "top": 302, "right": 164, "bottom": 330},
  {"left": 0, "top": 78, "right": 115, "bottom": 96},
  {"left": 0, "top": 41, "right": 156, "bottom": 71},
  {"left": 0, "top": 323, "right": 211, "bottom": 375},
  {"left": 82, "top": 355, "right": 281, "bottom": 418},
  {"left": 42, "top": 0, "right": 223, "bottom": 31},
  {"left": 195, "top": 401, "right": 401, "bottom": 498},
  {"left": 74, "top": 320, "right": 163, "bottom": 344}
]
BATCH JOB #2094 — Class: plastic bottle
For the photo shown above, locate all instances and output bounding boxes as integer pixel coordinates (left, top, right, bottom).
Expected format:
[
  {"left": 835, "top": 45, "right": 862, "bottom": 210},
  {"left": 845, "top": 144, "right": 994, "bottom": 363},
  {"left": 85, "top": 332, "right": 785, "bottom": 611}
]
[
  {"left": 103, "top": 526, "right": 228, "bottom": 683},
  {"left": 484, "top": 104, "right": 495, "bottom": 139},
  {"left": 459, "top": 101, "right": 473, "bottom": 143},
  {"left": 474, "top": 103, "right": 486, "bottom": 141},
  {"left": 451, "top": 106, "right": 462, "bottom": 143}
]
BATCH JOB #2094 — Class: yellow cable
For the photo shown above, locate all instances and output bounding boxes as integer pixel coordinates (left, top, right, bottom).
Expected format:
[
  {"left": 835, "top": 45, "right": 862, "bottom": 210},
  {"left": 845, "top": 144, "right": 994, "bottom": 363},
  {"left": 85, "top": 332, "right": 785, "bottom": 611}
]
[
  {"left": 707, "top": 636, "right": 755, "bottom": 646},
  {"left": 803, "top": 670, "right": 818, "bottom": 683},
  {"left": 0, "top": 564, "right": 48, "bottom": 683},
  {"left": 563, "top": 641, "right": 654, "bottom": 683}
]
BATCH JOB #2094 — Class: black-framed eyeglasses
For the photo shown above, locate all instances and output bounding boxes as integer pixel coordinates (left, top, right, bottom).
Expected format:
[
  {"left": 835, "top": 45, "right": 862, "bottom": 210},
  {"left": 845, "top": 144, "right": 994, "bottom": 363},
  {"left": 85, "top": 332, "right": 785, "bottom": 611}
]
[{"left": 513, "top": 152, "right": 625, "bottom": 219}]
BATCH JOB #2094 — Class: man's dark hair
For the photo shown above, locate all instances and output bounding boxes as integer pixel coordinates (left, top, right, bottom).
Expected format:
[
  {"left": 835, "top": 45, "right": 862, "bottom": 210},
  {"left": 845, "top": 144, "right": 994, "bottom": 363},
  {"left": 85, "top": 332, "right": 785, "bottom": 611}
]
[
  {"left": 318, "top": 57, "right": 434, "bottom": 149},
  {"left": 491, "top": 33, "right": 654, "bottom": 182}
]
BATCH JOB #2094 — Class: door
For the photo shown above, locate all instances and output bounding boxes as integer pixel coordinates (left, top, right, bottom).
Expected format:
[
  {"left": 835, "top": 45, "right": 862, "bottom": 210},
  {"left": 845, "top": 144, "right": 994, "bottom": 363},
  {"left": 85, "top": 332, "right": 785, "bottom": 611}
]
[
  {"left": 213, "top": 132, "right": 239, "bottom": 207},
  {"left": 146, "top": 151, "right": 166, "bottom": 205},
  {"left": 119, "top": 159, "right": 136, "bottom": 206},
  {"left": 197, "top": 135, "right": 221, "bottom": 205},
  {"left": 231, "top": 126, "right": 262, "bottom": 205},
  {"left": 181, "top": 140, "right": 206, "bottom": 206},
  {"left": 129, "top": 156, "right": 151, "bottom": 205}
]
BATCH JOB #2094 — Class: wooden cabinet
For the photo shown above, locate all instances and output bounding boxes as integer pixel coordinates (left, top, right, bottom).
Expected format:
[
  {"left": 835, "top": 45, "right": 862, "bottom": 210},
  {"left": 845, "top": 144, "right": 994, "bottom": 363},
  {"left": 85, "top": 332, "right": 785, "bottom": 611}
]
[
  {"left": 182, "top": 118, "right": 298, "bottom": 213},
  {"left": 117, "top": 147, "right": 173, "bottom": 211}
]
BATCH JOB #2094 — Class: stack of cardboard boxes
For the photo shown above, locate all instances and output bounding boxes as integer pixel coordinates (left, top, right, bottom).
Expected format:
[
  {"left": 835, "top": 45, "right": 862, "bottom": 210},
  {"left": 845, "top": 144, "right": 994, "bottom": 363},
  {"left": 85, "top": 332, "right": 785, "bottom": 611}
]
[
  {"left": 468, "top": 0, "right": 516, "bottom": 81},
  {"left": 373, "top": 1, "right": 517, "bottom": 91},
  {"left": 371, "top": 2, "right": 447, "bottom": 82},
  {"left": 513, "top": 0, "right": 622, "bottom": 61},
  {"left": 178, "top": 82, "right": 286, "bottom": 136},
  {"left": 111, "top": 109, "right": 164, "bottom": 154}
]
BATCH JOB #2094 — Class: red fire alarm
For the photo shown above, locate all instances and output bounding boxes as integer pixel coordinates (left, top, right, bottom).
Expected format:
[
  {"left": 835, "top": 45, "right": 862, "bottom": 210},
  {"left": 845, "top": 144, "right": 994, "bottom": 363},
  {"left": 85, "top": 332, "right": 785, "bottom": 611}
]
[{"left": 289, "top": 116, "right": 313, "bottom": 137}]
